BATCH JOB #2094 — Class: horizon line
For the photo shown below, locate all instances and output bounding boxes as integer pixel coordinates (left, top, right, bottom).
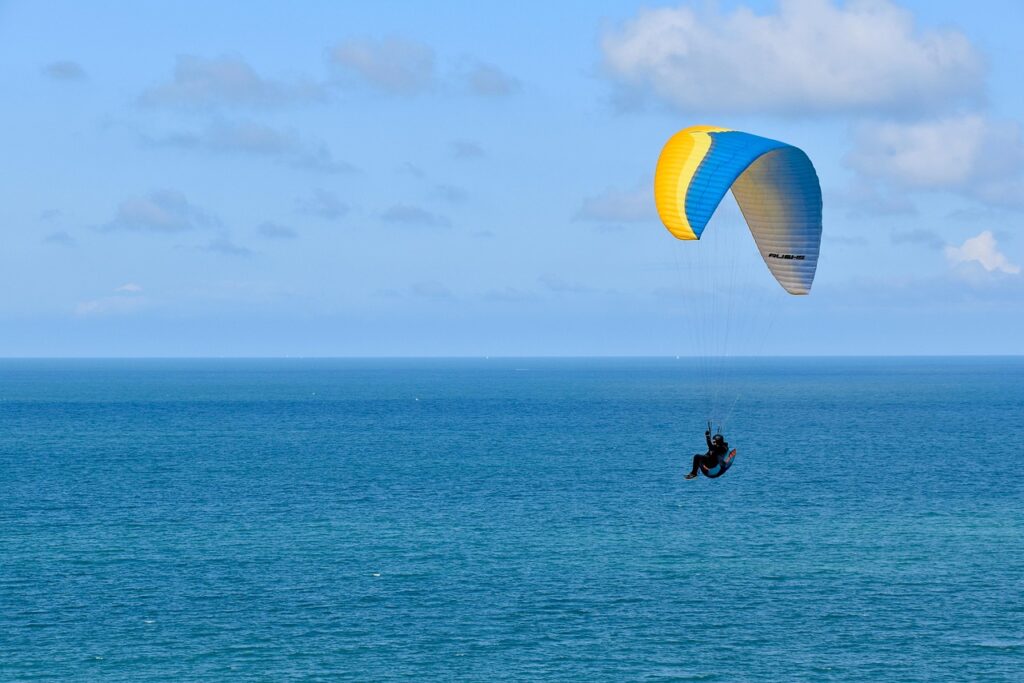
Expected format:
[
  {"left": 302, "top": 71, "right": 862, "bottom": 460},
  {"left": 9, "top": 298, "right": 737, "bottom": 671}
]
[{"left": 1, "top": 354, "right": 1021, "bottom": 360}]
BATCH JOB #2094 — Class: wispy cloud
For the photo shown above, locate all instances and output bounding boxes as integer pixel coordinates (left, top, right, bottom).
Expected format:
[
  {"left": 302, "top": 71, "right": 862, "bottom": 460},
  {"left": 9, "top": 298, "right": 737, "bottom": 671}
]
[
  {"left": 152, "top": 120, "right": 353, "bottom": 174},
  {"left": 398, "top": 162, "right": 426, "bottom": 178},
  {"left": 75, "top": 284, "right": 146, "bottom": 317},
  {"left": 945, "top": 231, "right": 1020, "bottom": 274},
  {"left": 296, "top": 189, "right": 349, "bottom": 220},
  {"left": 74, "top": 297, "right": 147, "bottom": 317},
  {"left": 43, "top": 61, "right": 86, "bottom": 81},
  {"left": 141, "top": 55, "right": 324, "bottom": 108},
  {"left": 461, "top": 62, "right": 519, "bottom": 97},
  {"left": 381, "top": 204, "right": 451, "bottom": 228},
  {"left": 945, "top": 206, "right": 1010, "bottom": 224},
  {"left": 331, "top": 38, "right": 435, "bottom": 95},
  {"left": 829, "top": 235, "right": 869, "bottom": 247},
  {"left": 330, "top": 38, "right": 517, "bottom": 100},
  {"left": 451, "top": 140, "right": 484, "bottom": 160},
  {"left": 847, "top": 115, "right": 1024, "bottom": 208},
  {"left": 575, "top": 185, "right": 655, "bottom": 223},
  {"left": 42, "top": 230, "right": 77, "bottom": 246},
  {"left": 257, "top": 221, "right": 297, "bottom": 239},
  {"left": 411, "top": 281, "right": 454, "bottom": 300},
  {"left": 100, "top": 190, "right": 217, "bottom": 233},
  {"left": 828, "top": 182, "right": 917, "bottom": 218},
  {"left": 435, "top": 184, "right": 469, "bottom": 204},
  {"left": 538, "top": 274, "right": 594, "bottom": 294},
  {"left": 201, "top": 234, "right": 254, "bottom": 257},
  {"left": 483, "top": 286, "right": 537, "bottom": 303},
  {"left": 601, "top": 0, "right": 983, "bottom": 116},
  {"left": 892, "top": 229, "right": 943, "bottom": 250}
]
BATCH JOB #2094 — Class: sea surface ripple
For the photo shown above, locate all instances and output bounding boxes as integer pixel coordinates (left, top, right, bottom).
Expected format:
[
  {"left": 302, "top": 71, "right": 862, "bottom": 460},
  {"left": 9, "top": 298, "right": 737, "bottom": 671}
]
[{"left": 2, "top": 358, "right": 1022, "bottom": 681}]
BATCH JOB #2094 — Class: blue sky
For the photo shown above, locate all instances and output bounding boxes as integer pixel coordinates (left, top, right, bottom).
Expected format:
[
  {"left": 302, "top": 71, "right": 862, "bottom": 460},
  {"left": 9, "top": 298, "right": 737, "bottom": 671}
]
[{"left": 1, "top": 0, "right": 1022, "bottom": 356}]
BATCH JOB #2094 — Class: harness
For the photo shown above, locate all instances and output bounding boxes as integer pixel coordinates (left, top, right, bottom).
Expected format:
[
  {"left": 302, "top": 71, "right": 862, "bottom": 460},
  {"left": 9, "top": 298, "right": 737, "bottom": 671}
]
[{"left": 700, "top": 449, "right": 737, "bottom": 479}]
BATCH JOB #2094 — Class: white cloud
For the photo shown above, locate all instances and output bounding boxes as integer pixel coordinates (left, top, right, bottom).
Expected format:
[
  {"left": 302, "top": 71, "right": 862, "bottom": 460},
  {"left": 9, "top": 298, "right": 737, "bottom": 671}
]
[
  {"left": 847, "top": 115, "right": 1024, "bottom": 207},
  {"left": 141, "top": 55, "right": 323, "bottom": 108},
  {"left": 945, "top": 231, "right": 1020, "bottom": 274},
  {"left": 601, "top": 0, "right": 983, "bottom": 116},
  {"left": 331, "top": 38, "right": 435, "bottom": 95},
  {"left": 115, "top": 283, "right": 143, "bottom": 293}
]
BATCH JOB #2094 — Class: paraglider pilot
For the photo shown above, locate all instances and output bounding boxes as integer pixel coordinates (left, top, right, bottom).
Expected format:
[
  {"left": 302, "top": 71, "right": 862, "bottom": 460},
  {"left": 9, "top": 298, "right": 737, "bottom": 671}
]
[{"left": 685, "top": 426, "right": 729, "bottom": 480}]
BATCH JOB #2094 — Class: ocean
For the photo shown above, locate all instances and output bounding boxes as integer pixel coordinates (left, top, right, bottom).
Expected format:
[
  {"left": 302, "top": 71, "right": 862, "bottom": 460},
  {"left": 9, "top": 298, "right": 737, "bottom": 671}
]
[{"left": 2, "top": 358, "right": 1022, "bottom": 681}]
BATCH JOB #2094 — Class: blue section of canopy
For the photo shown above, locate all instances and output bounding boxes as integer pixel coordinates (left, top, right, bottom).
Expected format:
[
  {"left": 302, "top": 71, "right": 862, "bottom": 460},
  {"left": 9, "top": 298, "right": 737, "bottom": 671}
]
[{"left": 684, "top": 131, "right": 788, "bottom": 236}]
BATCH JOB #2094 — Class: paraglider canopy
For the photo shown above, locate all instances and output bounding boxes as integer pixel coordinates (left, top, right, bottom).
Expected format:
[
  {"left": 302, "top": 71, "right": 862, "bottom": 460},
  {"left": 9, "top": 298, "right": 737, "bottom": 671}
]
[{"left": 654, "top": 125, "right": 823, "bottom": 294}]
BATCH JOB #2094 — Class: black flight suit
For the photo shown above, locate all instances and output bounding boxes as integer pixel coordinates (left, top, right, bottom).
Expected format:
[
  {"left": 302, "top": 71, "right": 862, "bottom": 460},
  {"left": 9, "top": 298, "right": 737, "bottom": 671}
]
[{"left": 689, "top": 432, "right": 729, "bottom": 477}]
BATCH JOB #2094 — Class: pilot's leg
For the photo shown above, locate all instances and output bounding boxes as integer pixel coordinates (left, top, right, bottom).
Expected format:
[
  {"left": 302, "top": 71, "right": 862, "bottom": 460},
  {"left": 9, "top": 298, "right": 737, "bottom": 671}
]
[{"left": 685, "top": 454, "right": 703, "bottom": 479}]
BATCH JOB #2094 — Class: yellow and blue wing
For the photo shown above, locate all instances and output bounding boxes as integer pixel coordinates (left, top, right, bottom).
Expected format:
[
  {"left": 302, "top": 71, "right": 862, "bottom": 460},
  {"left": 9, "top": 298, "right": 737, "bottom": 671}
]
[{"left": 654, "top": 126, "right": 823, "bottom": 295}]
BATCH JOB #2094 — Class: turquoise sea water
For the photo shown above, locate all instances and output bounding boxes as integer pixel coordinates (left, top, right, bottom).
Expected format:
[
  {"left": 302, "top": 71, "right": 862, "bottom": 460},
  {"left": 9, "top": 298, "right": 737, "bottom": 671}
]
[{"left": 2, "top": 358, "right": 1022, "bottom": 681}]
